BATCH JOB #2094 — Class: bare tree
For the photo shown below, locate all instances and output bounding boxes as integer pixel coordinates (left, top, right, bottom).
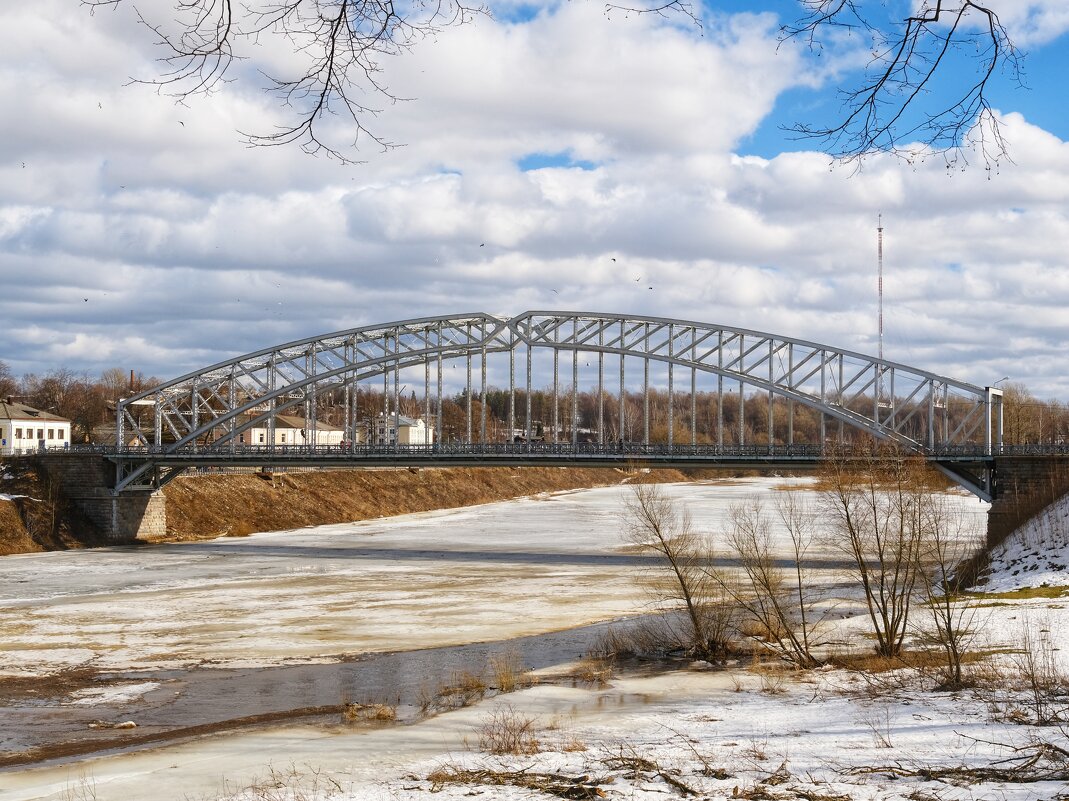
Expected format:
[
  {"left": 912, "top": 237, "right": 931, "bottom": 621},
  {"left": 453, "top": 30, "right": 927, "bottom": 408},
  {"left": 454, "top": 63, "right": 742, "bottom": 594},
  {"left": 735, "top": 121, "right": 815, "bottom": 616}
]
[
  {"left": 624, "top": 483, "right": 731, "bottom": 659},
  {"left": 783, "top": 1, "right": 1020, "bottom": 166},
  {"left": 716, "top": 491, "right": 833, "bottom": 667},
  {"left": 0, "top": 361, "right": 16, "bottom": 399},
  {"left": 819, "top": 445, "right": 928, "bottom": 658},
  {"left": 912, "top": 492, "right": 985, "bottom": 688}
]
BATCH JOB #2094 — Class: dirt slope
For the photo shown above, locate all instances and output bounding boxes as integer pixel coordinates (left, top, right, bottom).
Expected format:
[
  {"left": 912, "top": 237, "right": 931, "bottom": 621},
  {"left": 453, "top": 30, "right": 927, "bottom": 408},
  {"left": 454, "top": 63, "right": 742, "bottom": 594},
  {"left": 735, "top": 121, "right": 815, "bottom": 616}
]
[{"left": 160, "top": 466, "right": 694, "bottom": 541}]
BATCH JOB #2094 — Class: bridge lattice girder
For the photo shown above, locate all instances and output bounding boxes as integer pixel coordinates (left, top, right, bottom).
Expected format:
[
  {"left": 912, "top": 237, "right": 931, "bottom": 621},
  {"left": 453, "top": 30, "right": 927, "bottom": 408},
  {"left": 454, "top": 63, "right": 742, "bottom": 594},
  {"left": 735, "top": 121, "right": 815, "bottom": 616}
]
[{"left": 115, "top": 312, "right": 1001, "bottom": 490}]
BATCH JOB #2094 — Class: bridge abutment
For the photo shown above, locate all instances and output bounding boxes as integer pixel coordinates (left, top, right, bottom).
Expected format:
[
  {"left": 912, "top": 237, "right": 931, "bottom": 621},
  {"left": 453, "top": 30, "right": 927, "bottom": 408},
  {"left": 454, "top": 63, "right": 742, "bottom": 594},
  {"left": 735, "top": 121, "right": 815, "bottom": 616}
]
[
  {"left": 38, "top": 455, "right": 166, "bottom": 543},
  {"left": 988, "top": 456, "right": 1069, "bottom": 549}
]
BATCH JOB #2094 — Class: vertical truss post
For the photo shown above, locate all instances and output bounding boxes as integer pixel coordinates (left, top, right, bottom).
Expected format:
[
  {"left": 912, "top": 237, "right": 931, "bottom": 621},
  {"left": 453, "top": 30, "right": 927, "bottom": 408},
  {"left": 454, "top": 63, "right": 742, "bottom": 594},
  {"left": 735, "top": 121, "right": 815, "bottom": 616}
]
[
  {"left": 942, "top": 383, "right": 949, "bottom": 447},
  {"left": 598, "top": 328, "right": 604, "bottom": 446},
  {"left": 228, "top": 370, "right": 236, "bottom": 454},
  {"left": 889, "top": 368, "right": 896, "bottom": 432},
  {"left": 643, "top": 323, "right": 650, "bottom": 447},
  {"left": 480, "top": 320, "right": 487, "bottom": 444},
  {"left": 571, "top": 319, "right": 578, "bottom": 448},
  {"left": 309, "top": 342, "right": 318, "bottom": 449},
  {"left": 344, "top": 340, "right": 352, "bottom": 451},
  {"left": 619, "top": 321, "right": 626, "bottom": 444},
  {"left": 873, "top": 362, "right": 880, "bottom": 430},
  {"left": 553, "top": 325, "right": 559, "bottom": 443},
  {"left": 116, "top": 398, "right": 124, "bottom": 450},
  {"left": 154, "top": 396, "right": 162, "bottom": 448},
  {"left": 996, "top": 388, "right": 1004, "bottom": 454},
  {"left": 819, "top": 349, "right": 826, "bottom": 448},
  {"left": 508, "top": 331, "right": 515, "bottom": 442},
  {"left": 392, "top": 333, "right": 400, "bottom": 453},
  {"left": 690, "top": 327, "right": 697, "bottom": 447},
  {"left": 191, "top": 378, "right": 199, "bottom": 453},
  {"left": 767, "top": 339, "right": 774, "bottom": 448},
  {"left": 838, "top": 355, "right": 845, "bottom": 445},
  {"left": 268, "top": 353, "right": 276, "bottom": 447},
  {"left": 436, "top": 328, "right": 443, "bottom": 445},
  {"left": 466, "top": 323, "right": 473, "bottom": 444},
  {"left": 425, "top": 328, "right": 431, "bottom": 436},
  {"left": 717, "top": 330, "right": 724, "bottom": 450},
  {"left": 667, "top": 323, "right": 674, "bottom": 448},
  {"left": 352, "top": 362, "right": 359, "bottom": 452},
  {"left": 525, "top": 339, "right": 532, "bottom": 448},
  {"left": 928, "top": 381, "right": 935, "bottom": 451},
  {"left": 738, "top": 333, "right": 745, "bottom": 447},
  {"left": 787, "top": 343, "right": 794, "bottom": 447}
]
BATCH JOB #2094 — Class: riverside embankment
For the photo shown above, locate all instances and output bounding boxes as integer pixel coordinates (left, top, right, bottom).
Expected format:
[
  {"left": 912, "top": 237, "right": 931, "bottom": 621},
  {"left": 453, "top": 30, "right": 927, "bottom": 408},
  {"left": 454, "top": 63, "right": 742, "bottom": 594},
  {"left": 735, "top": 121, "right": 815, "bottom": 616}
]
[{"left": 0, "top": 463, "right": 722, "bottom": 554}]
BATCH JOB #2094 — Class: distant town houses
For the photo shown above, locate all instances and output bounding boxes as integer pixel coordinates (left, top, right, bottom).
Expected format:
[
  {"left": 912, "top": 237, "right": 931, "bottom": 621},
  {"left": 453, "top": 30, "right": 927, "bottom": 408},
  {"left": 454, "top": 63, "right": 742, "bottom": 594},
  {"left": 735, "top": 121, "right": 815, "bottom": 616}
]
[
  {"left": 370, "top": 413, "right": 434, "bottom": 446},
  {"left": 234, "top": 413, "right": 347, "bottom": 447},
  {"left": 0, "top": 397, "right": 71, "bottom": 455}
]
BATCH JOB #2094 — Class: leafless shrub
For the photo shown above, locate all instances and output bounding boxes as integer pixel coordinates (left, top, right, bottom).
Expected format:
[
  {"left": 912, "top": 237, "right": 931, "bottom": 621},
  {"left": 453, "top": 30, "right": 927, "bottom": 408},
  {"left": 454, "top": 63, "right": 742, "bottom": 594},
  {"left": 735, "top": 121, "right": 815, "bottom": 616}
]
[
  {"left": 1010, "top": 623, "right": 1069, "bottom": 725},
  {"left": 624, "top": 484, "right": 735, "bottom": 659},
  {"left": 476, "top": 705, "right": 541, "bottom": 755},
  {"left": 819, "top": 446, "right": 929, "bottom": 658},
  {"left": 714, "top": 492, "right": 834, "bottom": 668},
  {"left": 219, "top": 764, "right": 343, "bottom": 801},
  {"left": 860, "top": 704, "right": 896, "bottom": 749}
]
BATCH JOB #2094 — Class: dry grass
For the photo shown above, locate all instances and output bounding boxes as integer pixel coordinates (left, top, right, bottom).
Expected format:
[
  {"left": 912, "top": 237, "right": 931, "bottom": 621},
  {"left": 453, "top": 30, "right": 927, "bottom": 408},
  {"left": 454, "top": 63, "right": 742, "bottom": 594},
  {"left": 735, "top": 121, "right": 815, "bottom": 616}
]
[
  {"left": 342, "top": 702, "right": 397, "bottom": 723},
  {"left": 576, "top": 656, "right": 614, "bottom": 685},
  {"left": 476, "top": 705, "right": 542, "bottom": 755},
  {"left": 489, "top": 648, "right": 530, "bottom": 693},
  {"left": 441, "top": 670, "right": 488, "bottom": 708}
]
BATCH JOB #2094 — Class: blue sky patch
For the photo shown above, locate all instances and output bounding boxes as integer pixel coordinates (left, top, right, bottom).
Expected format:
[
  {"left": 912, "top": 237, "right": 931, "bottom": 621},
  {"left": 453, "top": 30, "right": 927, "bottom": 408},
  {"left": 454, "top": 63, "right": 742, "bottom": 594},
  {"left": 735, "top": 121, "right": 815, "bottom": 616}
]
[{"left": 517, "top": 152, "right": 599, "bottom": 172}]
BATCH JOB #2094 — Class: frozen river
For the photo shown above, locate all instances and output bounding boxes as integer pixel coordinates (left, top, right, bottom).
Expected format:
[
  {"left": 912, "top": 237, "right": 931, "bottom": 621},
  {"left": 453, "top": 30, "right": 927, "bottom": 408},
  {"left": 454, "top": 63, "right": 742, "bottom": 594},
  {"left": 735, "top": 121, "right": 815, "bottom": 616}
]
[
  {"left": 0, "top": 477, "right": 879, "bottom": 678},
  {"left": 0, "top": 477, "right": 989, "bottom": 793}
]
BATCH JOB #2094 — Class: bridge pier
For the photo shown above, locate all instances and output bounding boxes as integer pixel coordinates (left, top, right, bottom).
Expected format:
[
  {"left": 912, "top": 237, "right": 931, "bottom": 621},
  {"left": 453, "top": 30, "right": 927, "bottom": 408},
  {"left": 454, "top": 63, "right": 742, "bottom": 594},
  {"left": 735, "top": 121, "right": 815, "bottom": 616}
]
[{"left": 38, "top": 455, "right": 166, "bottom": 543}]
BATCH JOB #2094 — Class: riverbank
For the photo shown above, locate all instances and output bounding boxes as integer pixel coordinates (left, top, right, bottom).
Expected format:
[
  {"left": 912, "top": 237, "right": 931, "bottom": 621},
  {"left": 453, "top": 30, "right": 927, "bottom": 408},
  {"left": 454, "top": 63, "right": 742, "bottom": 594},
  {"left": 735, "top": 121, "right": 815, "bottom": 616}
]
[{"left": 0, "top": 463, "right": 730, "bottom": 554}]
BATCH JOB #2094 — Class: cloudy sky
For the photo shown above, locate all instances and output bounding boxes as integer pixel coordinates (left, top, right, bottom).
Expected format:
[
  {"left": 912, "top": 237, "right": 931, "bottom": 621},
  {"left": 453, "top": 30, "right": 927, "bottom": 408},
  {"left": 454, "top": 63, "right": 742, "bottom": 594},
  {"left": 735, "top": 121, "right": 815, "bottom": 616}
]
[{"left": 2, "top": 0, "right": 1068, "bottom": 397}]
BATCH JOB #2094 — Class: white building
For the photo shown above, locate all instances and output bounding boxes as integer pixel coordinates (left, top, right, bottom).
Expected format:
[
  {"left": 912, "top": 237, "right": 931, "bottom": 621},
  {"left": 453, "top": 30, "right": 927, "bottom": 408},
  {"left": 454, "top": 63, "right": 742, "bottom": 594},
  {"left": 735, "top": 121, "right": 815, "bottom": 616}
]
[
  {"left": 0, "top": 399, "right": 72, "bottom": 455},
  {"left": 371, "top": 413, "right": 434, "bottom": 446},
  {"left": 234, "top": 413, "right": 349, "bottom": 447}
]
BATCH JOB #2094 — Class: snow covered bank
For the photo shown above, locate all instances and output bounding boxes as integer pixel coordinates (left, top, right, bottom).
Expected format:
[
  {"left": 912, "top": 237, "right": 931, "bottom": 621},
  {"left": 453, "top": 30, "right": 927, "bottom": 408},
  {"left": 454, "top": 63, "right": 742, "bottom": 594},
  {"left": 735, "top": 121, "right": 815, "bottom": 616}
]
[{"left": 983, "top": 492, "right": 1069, "bottom": 592}]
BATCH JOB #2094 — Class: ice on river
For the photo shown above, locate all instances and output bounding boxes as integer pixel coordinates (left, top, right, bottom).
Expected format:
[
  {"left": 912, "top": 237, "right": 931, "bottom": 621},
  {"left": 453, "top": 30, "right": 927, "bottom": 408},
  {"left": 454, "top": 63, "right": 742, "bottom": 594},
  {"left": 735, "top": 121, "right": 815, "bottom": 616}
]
[{"left": 0, "top": 478, "right": 987, "bottom": 676}]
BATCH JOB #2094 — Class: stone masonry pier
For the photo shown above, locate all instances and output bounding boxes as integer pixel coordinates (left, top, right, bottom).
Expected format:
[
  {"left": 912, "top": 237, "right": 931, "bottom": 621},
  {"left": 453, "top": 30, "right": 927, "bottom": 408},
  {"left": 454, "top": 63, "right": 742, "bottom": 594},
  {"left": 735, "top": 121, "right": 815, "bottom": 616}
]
[{"left": 38, "top": 454, "right": 166, "bottom": 543}]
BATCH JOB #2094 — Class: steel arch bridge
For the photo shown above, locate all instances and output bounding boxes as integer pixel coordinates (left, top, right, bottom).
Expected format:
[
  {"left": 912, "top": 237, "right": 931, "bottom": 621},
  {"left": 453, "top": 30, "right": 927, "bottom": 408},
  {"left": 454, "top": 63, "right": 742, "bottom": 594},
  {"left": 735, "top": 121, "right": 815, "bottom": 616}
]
[{"left": 113, "top": 311, "right": 1005, "bottom": 498}]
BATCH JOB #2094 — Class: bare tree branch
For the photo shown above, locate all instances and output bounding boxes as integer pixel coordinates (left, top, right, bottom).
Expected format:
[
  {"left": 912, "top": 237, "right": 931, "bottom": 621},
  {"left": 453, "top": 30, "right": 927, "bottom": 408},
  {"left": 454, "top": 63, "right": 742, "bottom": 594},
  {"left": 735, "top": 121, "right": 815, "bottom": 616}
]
[
  {"left": 783, "top": 1, "right": 1022, "bottom": 167},
  {"left": 82, "top": 0, "right": 483, "bottom": 162}
]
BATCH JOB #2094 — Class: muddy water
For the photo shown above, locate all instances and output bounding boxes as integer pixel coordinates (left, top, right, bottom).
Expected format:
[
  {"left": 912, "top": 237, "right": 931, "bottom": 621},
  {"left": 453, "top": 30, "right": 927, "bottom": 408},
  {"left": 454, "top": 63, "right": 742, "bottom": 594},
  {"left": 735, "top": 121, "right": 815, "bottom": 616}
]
[{"left": 0, "top": 615, "right": 647, "bottom": 767}]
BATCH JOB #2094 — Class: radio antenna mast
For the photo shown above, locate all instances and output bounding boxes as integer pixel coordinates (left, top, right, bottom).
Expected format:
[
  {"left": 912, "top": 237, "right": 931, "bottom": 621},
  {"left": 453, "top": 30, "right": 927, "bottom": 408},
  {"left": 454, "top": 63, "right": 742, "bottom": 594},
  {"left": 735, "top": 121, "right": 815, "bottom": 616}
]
[{"left": 877, "top": 214, "right": 884, "bottom": 404}]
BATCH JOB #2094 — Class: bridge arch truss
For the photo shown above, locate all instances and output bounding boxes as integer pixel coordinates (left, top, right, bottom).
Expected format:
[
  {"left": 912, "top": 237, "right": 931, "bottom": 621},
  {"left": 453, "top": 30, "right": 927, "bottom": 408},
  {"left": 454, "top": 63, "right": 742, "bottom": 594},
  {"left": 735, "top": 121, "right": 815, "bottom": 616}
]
[{"left": 116, "top": 311, "right": 1004, "bottom": 493}]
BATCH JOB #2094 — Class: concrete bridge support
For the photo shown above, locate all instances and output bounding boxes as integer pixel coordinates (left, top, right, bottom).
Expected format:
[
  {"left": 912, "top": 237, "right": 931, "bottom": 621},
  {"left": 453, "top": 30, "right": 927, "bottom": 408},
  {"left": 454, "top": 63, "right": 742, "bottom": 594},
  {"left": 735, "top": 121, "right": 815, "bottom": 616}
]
[
  {"left": 38, "top": 455, "right": 166, "bottom": 543},
  {"left": 988, "top": 457, "right": 1069, "bottom": 549}
]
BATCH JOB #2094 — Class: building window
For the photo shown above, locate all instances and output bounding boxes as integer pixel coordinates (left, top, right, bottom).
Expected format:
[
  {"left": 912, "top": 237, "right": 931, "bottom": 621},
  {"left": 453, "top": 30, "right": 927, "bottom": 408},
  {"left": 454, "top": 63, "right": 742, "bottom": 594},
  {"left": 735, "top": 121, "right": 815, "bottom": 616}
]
[
  {"left": 280, "top": 433, "right": 286, "bottom": 444},
  {"left": 239, "top": 434, "right": 245, "bottom": 443},
  {"left": 48, "top": 429, "right": 55, "bottom": 440},
  {"left": 259, "top": 433, "right": 265, "bottom": 443},
  {"left": 15, "top": 428, "right": 22, "bottom": 438},
  {"left": 37, "top": 429, "right": 44, "bottom": 440}
]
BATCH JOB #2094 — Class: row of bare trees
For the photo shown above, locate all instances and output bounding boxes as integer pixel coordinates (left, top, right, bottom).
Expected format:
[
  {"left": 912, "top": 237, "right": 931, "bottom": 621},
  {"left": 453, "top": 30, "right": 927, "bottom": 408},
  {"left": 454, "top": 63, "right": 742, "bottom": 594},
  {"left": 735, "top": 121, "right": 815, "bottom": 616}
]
[
  {"left": 625, "top": 447, "right": 984, "bottom": 688},
  {"left": 0, "top": 361, "right": 157, "bottom": 443}
]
